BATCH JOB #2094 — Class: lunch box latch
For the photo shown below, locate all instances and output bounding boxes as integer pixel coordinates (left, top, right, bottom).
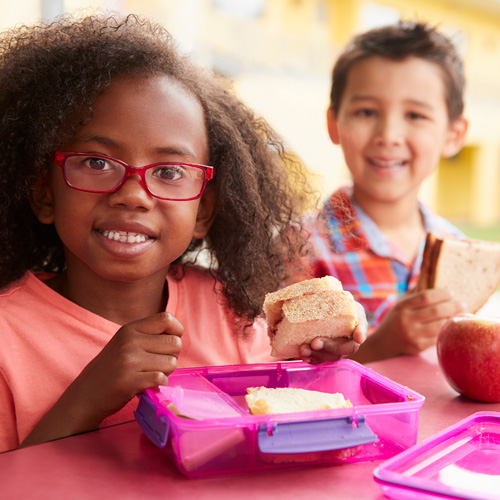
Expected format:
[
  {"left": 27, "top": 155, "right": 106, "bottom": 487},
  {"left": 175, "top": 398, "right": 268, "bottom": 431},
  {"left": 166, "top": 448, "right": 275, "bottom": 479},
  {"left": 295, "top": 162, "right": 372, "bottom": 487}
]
[
  {"left": 257, "top": 415, "right": 377, "bottom": 454},
  {"left": 134, "top": 393, "right": 170, "bottom": 448}
]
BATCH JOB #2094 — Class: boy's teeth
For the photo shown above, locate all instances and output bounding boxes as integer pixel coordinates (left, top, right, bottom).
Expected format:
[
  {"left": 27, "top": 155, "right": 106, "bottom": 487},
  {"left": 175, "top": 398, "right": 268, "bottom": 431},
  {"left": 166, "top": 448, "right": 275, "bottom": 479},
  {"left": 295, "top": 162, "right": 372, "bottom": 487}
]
[
  {"left": 101, "top": 230, "right": 148, "bottom": 243},
  {"left": 372, "top": 159, "right": 404, "bottom": 169}
]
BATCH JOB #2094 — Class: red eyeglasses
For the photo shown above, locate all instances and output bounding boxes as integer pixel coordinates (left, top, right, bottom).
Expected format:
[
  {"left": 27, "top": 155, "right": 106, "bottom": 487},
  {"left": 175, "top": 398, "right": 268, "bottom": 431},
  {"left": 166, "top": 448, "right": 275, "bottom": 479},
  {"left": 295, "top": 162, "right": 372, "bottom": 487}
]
[{"left": 53, "top": 151, "right": 214, "bottom": 201}]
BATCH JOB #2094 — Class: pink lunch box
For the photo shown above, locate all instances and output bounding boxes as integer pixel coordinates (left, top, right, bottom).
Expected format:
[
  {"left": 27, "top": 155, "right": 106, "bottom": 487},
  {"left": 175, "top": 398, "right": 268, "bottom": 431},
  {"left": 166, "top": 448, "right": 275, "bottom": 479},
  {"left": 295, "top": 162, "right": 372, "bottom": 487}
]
[{"left": 135, "top": 359, "right": 425, "bottom": 478}]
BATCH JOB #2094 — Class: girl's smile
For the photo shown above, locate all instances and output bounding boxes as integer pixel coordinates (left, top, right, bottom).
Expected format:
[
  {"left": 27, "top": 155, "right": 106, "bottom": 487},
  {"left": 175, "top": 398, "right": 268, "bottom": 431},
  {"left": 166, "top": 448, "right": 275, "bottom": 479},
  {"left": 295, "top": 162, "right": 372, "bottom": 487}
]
[
  {"left": 95, "top": 221, "right": 157, "bottom": 258},
  {"left": 99, "top": 230, "right": 151, "bottom": 244}
]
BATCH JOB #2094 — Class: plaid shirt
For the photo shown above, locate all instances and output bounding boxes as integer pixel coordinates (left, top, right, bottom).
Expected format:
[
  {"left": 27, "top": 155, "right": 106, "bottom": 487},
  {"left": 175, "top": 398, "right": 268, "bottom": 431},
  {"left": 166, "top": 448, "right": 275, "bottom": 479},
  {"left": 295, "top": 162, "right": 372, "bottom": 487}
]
[{"left": 292, "top": 186, "right": 464, "bottom": 331}]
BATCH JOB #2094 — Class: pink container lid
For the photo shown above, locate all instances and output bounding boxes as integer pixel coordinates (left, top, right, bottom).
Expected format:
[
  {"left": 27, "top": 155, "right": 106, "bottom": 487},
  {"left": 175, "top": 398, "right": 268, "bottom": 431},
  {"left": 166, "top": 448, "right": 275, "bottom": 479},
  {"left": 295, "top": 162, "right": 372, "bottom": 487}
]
[{"left": 373, "top": 411, "right": 500, "bottom": 500}]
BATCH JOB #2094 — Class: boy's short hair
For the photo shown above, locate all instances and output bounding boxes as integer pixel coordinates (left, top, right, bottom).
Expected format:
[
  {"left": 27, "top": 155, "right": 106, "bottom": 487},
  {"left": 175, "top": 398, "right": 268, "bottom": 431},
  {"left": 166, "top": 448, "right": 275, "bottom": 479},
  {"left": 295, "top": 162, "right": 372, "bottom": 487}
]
[{"left": 329, "top": 21, "right": 465, "bottom": 122}]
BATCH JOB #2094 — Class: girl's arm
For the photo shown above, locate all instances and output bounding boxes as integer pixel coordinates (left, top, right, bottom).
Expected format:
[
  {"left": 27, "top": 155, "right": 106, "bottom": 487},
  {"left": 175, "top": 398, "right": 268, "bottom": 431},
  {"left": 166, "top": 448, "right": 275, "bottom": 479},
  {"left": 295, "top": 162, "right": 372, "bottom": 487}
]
[{"left": 20, "top": 312, "right": 183, "bottom": 448}]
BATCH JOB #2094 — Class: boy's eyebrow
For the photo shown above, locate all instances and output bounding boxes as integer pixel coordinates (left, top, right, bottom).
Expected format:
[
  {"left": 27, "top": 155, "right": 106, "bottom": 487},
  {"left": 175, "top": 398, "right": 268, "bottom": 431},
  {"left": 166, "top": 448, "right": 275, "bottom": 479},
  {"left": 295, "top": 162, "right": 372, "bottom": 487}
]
[
  {"left": 348, "top": 95, "right": 435, "bottom": 110},
  {"left": 70, "top": 134, "right": 198, "bottom": 158}
]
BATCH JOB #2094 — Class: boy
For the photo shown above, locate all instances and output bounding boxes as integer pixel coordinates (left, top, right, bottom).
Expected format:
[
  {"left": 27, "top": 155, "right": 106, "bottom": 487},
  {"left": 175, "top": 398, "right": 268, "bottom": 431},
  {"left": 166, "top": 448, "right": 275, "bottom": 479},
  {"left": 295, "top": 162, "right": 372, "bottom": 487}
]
[{"left": 294, "top": 22, "right": 468, "bottom": 363}]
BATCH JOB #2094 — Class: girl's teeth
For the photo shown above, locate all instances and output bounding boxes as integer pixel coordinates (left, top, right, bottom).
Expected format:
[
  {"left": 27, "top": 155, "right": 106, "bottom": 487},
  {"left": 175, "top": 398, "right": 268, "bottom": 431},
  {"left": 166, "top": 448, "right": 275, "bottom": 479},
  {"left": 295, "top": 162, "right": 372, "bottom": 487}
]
[{"left": 101, "top": 230, "right": 148, "bottom": 243}]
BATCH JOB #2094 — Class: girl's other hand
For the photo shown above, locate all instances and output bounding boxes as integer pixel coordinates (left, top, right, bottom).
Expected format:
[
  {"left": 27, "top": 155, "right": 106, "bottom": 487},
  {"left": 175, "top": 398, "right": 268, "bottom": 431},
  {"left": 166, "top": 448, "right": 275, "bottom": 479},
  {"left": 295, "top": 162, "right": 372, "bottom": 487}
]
[{"left": 298, "top": 301, "right": 367, "bottom": 364}]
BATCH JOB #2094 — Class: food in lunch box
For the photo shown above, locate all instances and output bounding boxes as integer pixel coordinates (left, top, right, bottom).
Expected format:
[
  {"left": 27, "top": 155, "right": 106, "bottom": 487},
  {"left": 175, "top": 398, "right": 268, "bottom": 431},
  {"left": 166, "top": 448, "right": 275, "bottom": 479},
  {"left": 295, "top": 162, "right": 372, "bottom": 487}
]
[
  {"left": 245, "top": 386, "right": 352, "bottom": 415},
  {"left": 263, "top": 276, "right": 359, "bottom": 358},
  {"left": 415, "top": 232, "right": 500, "bottom": 313}
]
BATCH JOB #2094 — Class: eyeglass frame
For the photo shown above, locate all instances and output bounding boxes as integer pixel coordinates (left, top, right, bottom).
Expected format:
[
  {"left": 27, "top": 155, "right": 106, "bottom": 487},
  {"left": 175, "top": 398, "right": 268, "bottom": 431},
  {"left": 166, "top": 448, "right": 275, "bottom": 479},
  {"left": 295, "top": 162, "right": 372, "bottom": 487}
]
[{"left": 52, "top": 151, "right": 215, "bottom": 201}]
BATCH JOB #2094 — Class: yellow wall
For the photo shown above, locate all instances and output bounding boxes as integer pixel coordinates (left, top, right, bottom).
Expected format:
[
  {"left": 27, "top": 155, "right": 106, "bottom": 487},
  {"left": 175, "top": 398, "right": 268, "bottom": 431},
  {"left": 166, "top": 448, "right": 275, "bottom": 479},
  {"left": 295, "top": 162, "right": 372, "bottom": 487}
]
[{"left": 436, "top": 148, "right": 474, "bottom": 220}]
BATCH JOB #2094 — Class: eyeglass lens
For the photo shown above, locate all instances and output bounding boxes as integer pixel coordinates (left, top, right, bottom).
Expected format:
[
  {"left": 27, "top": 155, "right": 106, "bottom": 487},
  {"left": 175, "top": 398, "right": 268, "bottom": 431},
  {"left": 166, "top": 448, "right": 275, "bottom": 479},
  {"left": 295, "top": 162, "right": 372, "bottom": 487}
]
[{"left": 63, "top": 155, "right": 206, "bottom": 200}]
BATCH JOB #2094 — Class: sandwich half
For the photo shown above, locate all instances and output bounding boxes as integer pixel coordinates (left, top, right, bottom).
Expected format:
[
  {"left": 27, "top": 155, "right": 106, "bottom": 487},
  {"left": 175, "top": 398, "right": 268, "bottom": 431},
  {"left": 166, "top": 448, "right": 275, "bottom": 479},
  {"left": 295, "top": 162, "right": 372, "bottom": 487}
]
[
  {"left": 264, "top": 276, "right": 359, "bottom": 358},
  {"left": 416, "top": 232, "right": 500, "bottom": 312},
  {"left": 245, "top": 387, "right": 352, "bottom": 415}
]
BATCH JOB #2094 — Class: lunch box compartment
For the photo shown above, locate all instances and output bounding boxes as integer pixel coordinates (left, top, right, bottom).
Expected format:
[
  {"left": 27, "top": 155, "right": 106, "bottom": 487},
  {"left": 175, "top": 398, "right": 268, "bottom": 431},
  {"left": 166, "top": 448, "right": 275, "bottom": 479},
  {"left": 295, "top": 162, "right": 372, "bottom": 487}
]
[{"left": 135, "top": 359, "right": 424, "bottom": 478}]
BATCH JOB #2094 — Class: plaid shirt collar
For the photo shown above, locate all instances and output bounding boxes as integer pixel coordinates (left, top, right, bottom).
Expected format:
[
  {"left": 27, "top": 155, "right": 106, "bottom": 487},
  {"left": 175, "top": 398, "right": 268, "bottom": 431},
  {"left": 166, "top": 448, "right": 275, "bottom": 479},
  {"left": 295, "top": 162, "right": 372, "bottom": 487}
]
[{"left": 320, "top": 185, "right": 443, "bottom": 265}]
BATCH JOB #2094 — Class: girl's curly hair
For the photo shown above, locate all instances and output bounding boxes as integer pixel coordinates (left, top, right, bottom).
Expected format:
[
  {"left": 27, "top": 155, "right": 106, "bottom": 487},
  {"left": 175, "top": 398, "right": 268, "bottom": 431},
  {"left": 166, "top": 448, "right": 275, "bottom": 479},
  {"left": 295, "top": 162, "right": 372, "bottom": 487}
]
[{"left": 0, "top": 13, "right": 315, "bottom": 324}]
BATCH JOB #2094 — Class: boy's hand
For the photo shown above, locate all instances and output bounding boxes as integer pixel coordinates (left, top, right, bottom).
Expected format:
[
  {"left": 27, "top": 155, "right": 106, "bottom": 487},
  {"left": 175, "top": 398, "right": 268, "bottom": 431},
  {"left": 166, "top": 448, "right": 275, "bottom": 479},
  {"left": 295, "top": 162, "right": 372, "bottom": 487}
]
[
  {"left": 298, "top": 301, "right": 367, "bottom": 364},
  {"left": 352, "top": 289, "right": 466, "bottom": 363}
]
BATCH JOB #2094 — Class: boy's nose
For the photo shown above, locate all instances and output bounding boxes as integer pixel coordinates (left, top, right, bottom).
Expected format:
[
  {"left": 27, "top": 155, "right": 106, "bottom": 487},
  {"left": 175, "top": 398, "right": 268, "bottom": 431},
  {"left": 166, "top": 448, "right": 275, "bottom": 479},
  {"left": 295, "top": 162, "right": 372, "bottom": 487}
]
[{"left": 374, "top": 115, "right": 403, "bottom": 146}]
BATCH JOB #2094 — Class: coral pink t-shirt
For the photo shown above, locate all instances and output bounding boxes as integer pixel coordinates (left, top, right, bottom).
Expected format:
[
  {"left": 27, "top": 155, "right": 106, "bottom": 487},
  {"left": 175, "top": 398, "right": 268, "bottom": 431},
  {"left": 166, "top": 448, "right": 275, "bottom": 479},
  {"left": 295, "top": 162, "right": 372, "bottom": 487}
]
[{"left": 0, "top": 268, "right": 273, "bottom": 452}]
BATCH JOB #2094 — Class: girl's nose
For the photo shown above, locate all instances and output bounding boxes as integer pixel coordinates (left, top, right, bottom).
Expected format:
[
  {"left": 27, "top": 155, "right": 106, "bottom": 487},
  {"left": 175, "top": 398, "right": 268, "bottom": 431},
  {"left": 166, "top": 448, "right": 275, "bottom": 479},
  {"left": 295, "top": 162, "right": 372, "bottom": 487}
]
[{"left": 107, "top": 173, "right": 155, "bottom": 210}]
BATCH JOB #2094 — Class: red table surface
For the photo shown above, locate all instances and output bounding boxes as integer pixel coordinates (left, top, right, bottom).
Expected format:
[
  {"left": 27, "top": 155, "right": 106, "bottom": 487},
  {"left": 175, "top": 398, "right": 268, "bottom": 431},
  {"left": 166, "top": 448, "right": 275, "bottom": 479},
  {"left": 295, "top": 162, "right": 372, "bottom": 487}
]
[{"left": 1, "top": 348, "right": 499, "bottom": 500}]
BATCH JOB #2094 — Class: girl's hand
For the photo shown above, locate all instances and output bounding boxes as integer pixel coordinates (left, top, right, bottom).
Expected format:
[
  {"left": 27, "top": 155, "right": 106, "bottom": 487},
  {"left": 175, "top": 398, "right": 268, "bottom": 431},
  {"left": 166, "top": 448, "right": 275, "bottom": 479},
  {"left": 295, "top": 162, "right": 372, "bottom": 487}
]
[
  {"left": 75, "top": 311, "right": 183, "bottom": 419},
  {"left": 298, "top": 301, "right": 367, "bottom": 364},
  {"left": 350, "top": 289, "right": 466, "bottom": 364},
  {"left": 21, "top": 312, "right": 183, "bottom": 447}
]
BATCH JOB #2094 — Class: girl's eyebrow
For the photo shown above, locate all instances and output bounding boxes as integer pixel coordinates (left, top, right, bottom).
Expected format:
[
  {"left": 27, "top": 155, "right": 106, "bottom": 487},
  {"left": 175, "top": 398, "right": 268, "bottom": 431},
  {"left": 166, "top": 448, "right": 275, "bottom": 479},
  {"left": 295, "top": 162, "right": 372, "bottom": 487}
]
[
  {"left": 71, "top": 134, "right": 118, "bottom": 148},
  {"left": 71, "top": 134, "right": 198, "bottom": 159}
]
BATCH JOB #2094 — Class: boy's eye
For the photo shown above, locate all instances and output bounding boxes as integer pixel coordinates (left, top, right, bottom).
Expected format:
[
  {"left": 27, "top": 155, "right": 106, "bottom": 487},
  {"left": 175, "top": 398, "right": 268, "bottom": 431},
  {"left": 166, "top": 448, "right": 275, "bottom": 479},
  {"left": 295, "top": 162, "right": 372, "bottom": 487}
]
[
  {"left": 407, "top": 111, "right": 426, "bottom": 120},
  {"left": 355, "top": 108, "right": 377, "bottom": 117}
]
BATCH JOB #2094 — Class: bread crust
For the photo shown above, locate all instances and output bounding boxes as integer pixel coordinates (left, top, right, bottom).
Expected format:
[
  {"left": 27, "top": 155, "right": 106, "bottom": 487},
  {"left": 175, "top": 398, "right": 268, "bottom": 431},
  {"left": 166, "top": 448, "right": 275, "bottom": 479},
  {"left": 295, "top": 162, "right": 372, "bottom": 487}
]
[
  {"left": 416, "top": 232, "right": 437, "bottom": 291},
  {"left": 428, "top": 238, "right": 443, "bottom": 288}
]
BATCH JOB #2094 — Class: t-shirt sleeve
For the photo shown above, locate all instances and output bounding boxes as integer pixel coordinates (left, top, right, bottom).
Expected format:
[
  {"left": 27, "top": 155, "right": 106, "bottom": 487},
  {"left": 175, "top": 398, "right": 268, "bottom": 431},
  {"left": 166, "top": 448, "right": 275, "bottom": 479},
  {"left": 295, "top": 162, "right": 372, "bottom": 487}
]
[{"left": 0, "top": 371, "right": 19, "bottom": 452}]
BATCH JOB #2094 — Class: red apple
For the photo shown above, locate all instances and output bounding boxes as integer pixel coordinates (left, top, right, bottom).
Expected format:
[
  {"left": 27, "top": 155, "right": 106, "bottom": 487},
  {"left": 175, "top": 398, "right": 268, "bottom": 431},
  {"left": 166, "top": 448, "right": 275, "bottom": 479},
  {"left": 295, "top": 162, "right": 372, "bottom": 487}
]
[{"left": 437, "top": 313, "right": 500, "bottom": 402}]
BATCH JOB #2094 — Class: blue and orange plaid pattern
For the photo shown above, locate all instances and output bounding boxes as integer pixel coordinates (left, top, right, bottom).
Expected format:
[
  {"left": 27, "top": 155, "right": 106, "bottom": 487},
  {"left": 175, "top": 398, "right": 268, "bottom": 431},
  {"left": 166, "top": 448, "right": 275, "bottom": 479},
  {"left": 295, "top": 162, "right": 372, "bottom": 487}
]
[{"left": 290, "top": 186, "right": 465, "bottom": 331}]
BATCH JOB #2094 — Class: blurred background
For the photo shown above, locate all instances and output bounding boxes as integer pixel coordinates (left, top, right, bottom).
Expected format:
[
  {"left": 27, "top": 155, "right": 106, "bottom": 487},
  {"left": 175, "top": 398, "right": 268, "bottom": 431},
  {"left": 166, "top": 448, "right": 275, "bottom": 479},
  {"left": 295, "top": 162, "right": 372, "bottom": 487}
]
[{"left": 3, "top": 0, "right": 500, "bottom": 240}]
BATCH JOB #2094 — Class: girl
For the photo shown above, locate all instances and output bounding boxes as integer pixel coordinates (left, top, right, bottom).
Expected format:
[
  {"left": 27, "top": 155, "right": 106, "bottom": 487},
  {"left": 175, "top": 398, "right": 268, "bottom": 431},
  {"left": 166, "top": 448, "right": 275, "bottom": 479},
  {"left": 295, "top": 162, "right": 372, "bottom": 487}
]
[{"left": 0, "top": 13, "right": 365, "bottom": 452}]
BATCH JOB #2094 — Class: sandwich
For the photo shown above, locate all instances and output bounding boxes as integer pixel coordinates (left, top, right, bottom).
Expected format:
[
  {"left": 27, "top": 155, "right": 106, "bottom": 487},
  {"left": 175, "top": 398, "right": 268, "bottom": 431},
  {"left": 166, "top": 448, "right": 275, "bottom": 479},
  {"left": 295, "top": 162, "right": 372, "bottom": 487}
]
[
  {"left": 263, "top": 276, "right": 359, "bottom": 358},
  {"left": 415, "top": 232, "right": 500, "bottom": 313},
  {"left": 245, "top": 386, "right": 352, "bottom": 415}
]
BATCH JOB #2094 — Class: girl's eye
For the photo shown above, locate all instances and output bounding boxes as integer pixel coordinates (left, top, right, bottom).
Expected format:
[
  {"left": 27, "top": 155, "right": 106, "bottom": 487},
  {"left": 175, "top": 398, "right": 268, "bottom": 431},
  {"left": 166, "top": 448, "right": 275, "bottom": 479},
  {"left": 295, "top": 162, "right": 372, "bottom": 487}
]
[
  {"left": 153, "top": 165, "right": 185, "bottom": 182},
  {"left": 84, "top": 157, "right": 112, "bottom": 171}
]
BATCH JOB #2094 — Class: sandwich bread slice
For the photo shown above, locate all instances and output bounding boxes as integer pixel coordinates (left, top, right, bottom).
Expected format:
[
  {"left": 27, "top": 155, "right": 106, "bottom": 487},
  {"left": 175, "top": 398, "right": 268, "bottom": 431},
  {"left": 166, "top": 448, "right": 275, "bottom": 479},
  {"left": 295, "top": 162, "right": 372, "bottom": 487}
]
[
  {"left": 264, "top": 276, "right": 358, "bottom": 358},
  {"left": 416, "top": 232, "right": 500, "bottom": 312},
  {"left": 245, "top": 387, "right": 352, "bottom": 415}
]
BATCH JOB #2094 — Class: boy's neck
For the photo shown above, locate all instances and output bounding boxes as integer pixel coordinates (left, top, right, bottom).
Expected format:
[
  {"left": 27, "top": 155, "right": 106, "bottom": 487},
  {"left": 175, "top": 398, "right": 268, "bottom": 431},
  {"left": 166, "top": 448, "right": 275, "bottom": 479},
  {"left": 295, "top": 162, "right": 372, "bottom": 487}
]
[{"left": 352, "top": 188, "right": 425, "bottom": 260}]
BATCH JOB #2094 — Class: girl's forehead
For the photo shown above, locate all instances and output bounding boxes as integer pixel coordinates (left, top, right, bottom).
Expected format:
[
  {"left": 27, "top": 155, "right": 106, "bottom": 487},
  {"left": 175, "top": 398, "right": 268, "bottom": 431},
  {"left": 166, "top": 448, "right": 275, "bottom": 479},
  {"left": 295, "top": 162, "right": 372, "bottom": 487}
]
[
  {"left": 63, "top": 74, "right": 209, "bottom": 164},
  {"left": 102, "top": 74, "right": 200, "bottom": 107}
]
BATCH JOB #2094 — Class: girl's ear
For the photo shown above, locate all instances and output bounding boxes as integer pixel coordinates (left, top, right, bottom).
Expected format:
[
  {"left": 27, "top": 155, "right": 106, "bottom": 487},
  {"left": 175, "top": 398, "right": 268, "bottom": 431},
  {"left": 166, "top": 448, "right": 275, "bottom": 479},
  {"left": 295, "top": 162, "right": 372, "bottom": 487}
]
[
  {"left": 29, "top": 178, "right": 55, "bottom": 225},
  {"left": 442, "top": 115, "right": 468, "bottom": 158},
  {"left": 193, "top": 184, "right": 216, "bottom": 239},
  {"left": 326, "top": 107, "right": 341, "bottom": 145}
]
